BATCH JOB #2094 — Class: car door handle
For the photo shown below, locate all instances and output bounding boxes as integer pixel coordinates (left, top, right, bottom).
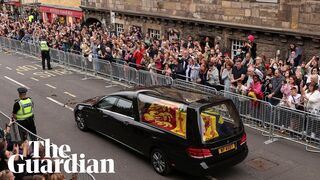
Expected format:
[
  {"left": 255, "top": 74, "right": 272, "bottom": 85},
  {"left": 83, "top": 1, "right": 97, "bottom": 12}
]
[
  {"left": 103, "top": 115, "right": 109, "bottom": 118},
  {"left": 123, "top": 121, "right": 129, "bottom": 126}
]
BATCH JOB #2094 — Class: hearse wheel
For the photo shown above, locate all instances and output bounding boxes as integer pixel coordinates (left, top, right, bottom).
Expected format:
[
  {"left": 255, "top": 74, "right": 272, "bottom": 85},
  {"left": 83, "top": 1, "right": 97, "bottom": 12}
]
[
  {"left": 151, "top": 148, "right": 171, "bottom": 175},
  {"left": 76, "top": 111, "right": 88, "bottom": 131}
]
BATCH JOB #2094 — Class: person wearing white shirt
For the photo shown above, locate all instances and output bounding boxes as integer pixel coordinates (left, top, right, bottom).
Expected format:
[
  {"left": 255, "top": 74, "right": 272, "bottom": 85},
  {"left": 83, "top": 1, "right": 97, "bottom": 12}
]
[
  {"left": 286, "top": 86, "right": 301, "bottom": 110},
  {"left": 301, "top": 83, "right": 320, "bottom": 114},
  {"left": 306, "top": 67, "right": 320, "bottom": 84},
  {"left": 185, "top": 57, "right": 200, "bottom": 82}
]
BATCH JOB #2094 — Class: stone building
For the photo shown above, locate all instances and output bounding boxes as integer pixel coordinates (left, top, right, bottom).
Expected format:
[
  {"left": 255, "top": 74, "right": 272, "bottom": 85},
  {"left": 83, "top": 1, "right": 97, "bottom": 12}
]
[
  {"left": 17, "top": 0, "right": 83, "bottom": 24},
  {"left": 80, "top": 0, "right": 320, "bottom": 60},
  {"left": 37, "top": 0, "right": 83, "bottom": 24}
]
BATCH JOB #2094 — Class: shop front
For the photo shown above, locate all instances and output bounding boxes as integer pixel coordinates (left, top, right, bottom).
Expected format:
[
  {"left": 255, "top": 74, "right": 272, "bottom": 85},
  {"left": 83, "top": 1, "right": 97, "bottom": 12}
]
[
  {"left": 2, "top": 0, "right": 21, "bottom": 18},
  {"left": 39, "top": 5, "right": 83, "bottom": 25}
]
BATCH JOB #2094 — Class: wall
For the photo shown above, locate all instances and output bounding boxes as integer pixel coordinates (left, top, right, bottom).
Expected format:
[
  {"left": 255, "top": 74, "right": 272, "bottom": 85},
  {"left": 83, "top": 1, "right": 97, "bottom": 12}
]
[
  {"left": 21, "top": 0, "right": 37, "bottom": 4},
  {"left": 40, "top": 0, "right": 81, "bottom": 8},
  {"left": 82, "top": 0, "right": 320, "bottom": 36}
]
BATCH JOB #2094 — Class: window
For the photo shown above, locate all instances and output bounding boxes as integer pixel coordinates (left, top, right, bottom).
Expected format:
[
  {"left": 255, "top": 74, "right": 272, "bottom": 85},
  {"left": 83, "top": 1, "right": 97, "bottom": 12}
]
[
  {"left": 97, "top": 97, "right": 118, "bottom": 110},
  {"left": 114, "top": 98, "right": 133, "bottom": 117},
  {"left": 138, "top": 94, "right": 187, "bottom": 138},
  {"left": 148, "top": 29, "right": 160, "bottom": 40},
  {"left": 115, "top": 23, "right": 124, "bottom": 36},
  {"left": 200, "top": 102, "right": 241, "bottom": 142},
  {"left": 231, "top": 40, "right": 244, "bottom": 59}
]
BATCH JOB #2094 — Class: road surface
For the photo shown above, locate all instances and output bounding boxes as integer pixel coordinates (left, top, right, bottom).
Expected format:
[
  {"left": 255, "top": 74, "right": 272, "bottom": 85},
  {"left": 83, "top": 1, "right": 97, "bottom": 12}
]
[{"left": 0, "top": 51, "right": 319, "bottom": 180}]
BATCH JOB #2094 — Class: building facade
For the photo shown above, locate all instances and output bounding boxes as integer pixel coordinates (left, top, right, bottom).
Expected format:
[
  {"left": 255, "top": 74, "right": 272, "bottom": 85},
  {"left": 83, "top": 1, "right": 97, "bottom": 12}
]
[
  {"left": 80, "top": 0, "right": 320, "bottom": 60},
  {"left": 2, "top": 0, "right": 83, "bottom": 24},
  {"left": 1, "top": 0, "right": 21, "bottom": 15},
  {"left": 37, "top": 0, "right": 83, "bottom": 24}
]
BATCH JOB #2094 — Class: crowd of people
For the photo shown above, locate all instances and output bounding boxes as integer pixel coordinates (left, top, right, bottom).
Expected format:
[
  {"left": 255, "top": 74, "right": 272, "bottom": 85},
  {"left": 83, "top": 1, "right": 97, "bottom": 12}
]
[
  {"left": 0, "top": 122, "right": 70, "bottom": 180},
  {"left": 0, "top": 10, "right": 319, "bottom": 114}
]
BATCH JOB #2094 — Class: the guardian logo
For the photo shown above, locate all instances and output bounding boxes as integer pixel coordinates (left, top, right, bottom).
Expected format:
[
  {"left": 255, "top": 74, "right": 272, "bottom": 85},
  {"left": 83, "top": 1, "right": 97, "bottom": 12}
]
[{"left": 8, "top": 139, "right": 115, "bottom": 174}]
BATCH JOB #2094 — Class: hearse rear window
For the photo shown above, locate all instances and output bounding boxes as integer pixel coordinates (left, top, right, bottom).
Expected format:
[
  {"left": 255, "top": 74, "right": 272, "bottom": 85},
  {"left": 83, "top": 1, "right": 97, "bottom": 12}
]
[
  {"left": 138, "top": 94, "right": 187, "bottom": 138},
  {"left": 200, "top": 102, "right": 240, "bottom": 142}
]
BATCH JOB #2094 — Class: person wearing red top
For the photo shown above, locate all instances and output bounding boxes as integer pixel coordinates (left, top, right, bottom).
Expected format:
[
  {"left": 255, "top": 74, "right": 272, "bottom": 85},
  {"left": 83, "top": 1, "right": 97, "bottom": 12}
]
[
  {"left": 248, "top": 74, "right": 264, "bottom": 107},
  {"left": 133, "top": 43, "right": 145, "bottom": 69}
]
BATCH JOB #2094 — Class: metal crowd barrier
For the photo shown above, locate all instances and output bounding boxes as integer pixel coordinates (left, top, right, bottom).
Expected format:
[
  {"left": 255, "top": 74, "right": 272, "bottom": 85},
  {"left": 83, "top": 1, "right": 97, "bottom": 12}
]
[
  {"left": 110, "top": 62, "right": 138, "bottom": 84},
  {"left": 1, "top": 36, "right": 319, "bottom": 153},
  {"left": 0, "top": 111, "right": 96, "bottom": 180},
  {"left": 272, "top": 105, "right": 307, "bottom": 139},
  {"left": 138, "top": 70, "right": 173, "bottom": 86},
  {"left": 219, "top": 90, "right": 273, "bottom": 130},
  {"left": 306, "top": 114, "right": 320, "bottom": 152},
  {"left": 173, "top": 79, "right": 218, "bottom": 95}
]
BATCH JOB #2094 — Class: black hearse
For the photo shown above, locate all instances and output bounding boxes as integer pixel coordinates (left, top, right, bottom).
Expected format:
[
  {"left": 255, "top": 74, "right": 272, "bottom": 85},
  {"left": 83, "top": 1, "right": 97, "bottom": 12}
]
[{"left": 74, "top": 87, "right": 248, "bottom": 176}]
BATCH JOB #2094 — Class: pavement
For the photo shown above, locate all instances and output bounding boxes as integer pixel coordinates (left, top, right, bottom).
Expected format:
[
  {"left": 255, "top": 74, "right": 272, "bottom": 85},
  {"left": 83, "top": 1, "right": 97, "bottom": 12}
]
[{"left": 0, "top": 51, "right": 319, "bottom": 180}]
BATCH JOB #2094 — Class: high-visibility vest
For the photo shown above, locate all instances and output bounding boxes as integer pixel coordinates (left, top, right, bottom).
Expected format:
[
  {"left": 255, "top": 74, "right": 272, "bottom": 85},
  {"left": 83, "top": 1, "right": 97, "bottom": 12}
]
[
  {"left": 16, "top": 98, "right": 34, "bottom": 120},
  {"left": 40, "top": 41, "right": 49, "bottom": 51},
  {"left": 28, "top": 15, "right": 34, "bottom": 23}
]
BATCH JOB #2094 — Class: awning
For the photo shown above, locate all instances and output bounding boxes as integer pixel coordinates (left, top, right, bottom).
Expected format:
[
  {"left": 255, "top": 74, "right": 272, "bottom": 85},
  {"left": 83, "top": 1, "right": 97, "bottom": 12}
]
[{"left": 39, "top": 6, "right": 83, "bottom": 18}]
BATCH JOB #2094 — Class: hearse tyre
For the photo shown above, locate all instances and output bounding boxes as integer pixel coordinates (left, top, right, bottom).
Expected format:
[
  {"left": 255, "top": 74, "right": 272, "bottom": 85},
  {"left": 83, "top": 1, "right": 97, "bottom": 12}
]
[
  {"left": 151, "top": 148, "right": 172, "bottom": 175},
  {"left": 75, "top": 110, "right": 88, "bottom": 131}
]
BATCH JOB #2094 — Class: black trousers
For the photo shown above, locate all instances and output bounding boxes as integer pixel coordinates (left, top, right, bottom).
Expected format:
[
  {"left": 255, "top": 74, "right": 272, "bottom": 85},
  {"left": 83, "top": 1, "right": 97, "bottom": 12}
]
[
  {"left": 17, "top": 117, "right": 37, "bottom": 141},
  {"left": 41, "top": 51, "right": 51, "bottom": 70}
]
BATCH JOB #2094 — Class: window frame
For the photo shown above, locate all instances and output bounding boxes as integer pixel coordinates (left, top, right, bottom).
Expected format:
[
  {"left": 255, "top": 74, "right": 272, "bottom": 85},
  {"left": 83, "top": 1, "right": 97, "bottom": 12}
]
[
  {"left": 231, "top": 39, "right": 244, "bottom": 59},
  {"left": 198, "top": 101, "right": 242, "bottom": 144},
  {"left": 148, "top": 28, "right": 161, "bottom": 40},
  {"left": 137, "top": 94, "right": 188, "bottom": 139},
  {"left": 115, "top": 23, "right": 124, "bottom": 36},
  {"left": 96, "top": 96, "right": 118, "bottom": 110},
  {"left": 113, "top": 98, "right": 134, "bottom": 117}
]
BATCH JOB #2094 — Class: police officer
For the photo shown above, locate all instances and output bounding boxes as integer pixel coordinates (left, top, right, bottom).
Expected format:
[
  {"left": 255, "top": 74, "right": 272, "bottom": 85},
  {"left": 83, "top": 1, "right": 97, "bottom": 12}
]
[
  {"left": 40, "top": 37, "right": 52, "bottom": 70},
  {"left": 12, "top": 87, "right": 37, "bottom": 140},
  {"left": 28, "top": 14, "right": 34, "bottom": 23}
]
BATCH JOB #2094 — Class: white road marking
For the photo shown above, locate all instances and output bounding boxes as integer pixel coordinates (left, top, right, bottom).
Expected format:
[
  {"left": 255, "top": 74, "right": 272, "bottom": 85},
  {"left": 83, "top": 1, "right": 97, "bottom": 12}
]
[
  {"left": 46, "top": 97, "right": 74, "bottom": 111},
  {"left": 0, "top": 63, "right": 2, "bottom": 66},
  {"left": 264, "top": 138, "right": 278, "bottom": 144},
  {"left": 64, "top": 91, "right": 76, "bottom": 98},
  {"left": 6, "top": 66, "right": 12, "bottom": 70},
  {"left": 4, "top": 76, "right": 30, "bottom": 89},
  {"left": 17, "top": 72, "right": 24, "bottom": 76},
  {"left": 35, "top": 64, "right": 42, "bottom": 68},
  {"left": 110, "top": 80, "right": 132, "bottom": 88},
  {"left": 65, "top": 106, "right": 74, "bottom": 111},
  {"left": 30, "top": 77, "right": 39, "bottom": 81},
  {"left": 45, "top": 84, "right": 56, "bottom": 89},
  {"left": 105, "top": 85, "right": 117, "bottom": 88}
]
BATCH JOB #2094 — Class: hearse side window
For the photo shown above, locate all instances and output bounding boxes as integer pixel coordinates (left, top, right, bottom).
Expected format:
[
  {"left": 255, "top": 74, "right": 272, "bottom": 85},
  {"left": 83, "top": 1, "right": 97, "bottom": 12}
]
[
  {"left": 97, "top": 96, "right": 118, "bottom": 110},
  {"left": 138, "top": 94, "right": 187, "bottom": 138},
  {"left": 114, "top": 98, "right": 133, "bottom": 117},
  {"left": 200, "top": 102, "right": 240, "bottom": 142}
]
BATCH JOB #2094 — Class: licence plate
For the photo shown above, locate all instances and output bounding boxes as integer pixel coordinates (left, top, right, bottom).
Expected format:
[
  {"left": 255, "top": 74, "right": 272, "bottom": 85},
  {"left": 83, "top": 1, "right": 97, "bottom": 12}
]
[{"left": 218, "top": 143, "right": 236, "bottom": 154}]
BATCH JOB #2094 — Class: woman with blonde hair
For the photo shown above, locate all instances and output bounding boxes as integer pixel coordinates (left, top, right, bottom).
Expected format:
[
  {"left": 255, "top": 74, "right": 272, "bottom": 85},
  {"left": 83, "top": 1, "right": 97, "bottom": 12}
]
[
  {"left": 0, "top": 170, "right": 15, "bottom": 180},
  {"left": 47, "top": 173, "right": 65, "bottom": 180},
  {"left": 221, "top": 60, "right": 234, "bottom": 92}
]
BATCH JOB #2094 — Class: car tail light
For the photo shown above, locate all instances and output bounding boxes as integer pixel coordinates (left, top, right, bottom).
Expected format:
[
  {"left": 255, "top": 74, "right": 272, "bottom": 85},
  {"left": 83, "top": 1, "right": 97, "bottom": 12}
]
[
  {"left": 186, "top": 147, "right": 213, "bottom": 159},
  {"left": 240, "top": 133, "right": 247, "bottom": 146}
]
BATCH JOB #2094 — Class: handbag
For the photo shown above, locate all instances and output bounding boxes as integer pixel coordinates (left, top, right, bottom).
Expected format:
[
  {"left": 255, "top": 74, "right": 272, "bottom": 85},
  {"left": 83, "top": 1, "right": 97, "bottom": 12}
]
[{"left": 292, "top": 95, "right": 304, "bottom": 111}]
